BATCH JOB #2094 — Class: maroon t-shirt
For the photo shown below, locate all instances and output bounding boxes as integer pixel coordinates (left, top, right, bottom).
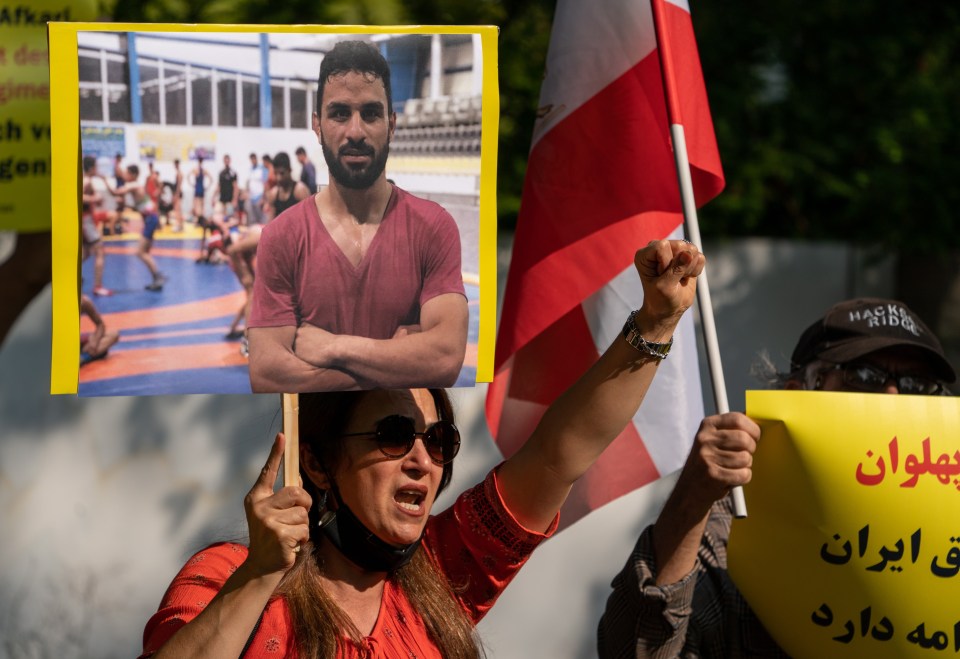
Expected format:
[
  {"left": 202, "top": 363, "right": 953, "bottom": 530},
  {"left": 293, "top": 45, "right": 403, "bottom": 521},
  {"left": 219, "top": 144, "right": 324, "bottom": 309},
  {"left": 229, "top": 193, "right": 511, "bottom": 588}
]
[{"left": 249, "top": 187, "right": 465, "bottom": 339}]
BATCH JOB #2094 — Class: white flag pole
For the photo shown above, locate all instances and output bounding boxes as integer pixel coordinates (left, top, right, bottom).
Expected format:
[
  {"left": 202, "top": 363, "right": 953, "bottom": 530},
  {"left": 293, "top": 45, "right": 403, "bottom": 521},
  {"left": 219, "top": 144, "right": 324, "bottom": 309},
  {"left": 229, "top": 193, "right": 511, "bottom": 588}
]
[
  {"left": 651, "top": 0, "right": 747, "bottom": 517},
  {"left": 668, "top": 127, "right": 746, "bottom": 517}
]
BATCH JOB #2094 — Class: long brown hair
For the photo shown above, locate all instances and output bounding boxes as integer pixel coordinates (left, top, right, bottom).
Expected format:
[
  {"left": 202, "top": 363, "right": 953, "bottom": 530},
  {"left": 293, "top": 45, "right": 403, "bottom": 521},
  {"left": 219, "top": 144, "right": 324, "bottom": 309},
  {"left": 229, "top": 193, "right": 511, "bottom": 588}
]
[{"left": 277, "top": 390, "right": 481, "bottom": 658}]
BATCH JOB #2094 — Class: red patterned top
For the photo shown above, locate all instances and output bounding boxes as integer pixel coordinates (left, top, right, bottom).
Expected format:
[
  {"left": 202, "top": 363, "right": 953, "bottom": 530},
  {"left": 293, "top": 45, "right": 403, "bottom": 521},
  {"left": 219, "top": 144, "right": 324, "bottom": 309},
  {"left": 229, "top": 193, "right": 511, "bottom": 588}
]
[{"left": 141, "top": 468, "right": 558, "bottom": 658}]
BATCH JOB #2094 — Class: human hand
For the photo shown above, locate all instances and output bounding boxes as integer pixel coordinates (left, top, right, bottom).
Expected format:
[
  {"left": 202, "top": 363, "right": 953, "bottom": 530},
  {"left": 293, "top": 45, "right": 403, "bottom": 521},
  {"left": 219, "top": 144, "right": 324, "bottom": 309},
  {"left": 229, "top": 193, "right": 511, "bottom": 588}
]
[
  {"left": 81, "top": 336, "right": 96, "bottom": 355},
  {"left": 673, "top": 412, "right": 760, "bottom": 515},
  {"left": 84, "top": 324, "right": 107, "bottom": 357},
  {"left": 633, "top": 239, "right": 704, "bottom": 333},
  {"left": 392, "top": 324, "right": 422, "bottom": 338},
  {"left": 243, "top": 433, "right": 312, "bottom": 577},
  {"left": 294, "top": 323, "right": 338, "bottom": 368}
]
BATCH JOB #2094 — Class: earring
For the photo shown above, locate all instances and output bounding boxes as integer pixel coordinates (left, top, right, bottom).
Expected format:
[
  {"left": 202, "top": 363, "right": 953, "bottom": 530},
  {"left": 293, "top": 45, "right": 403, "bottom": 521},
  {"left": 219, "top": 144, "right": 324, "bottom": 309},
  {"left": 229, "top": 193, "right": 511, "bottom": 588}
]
[{"left": 317, "top": 489, "right": 336, "bottom": 529}]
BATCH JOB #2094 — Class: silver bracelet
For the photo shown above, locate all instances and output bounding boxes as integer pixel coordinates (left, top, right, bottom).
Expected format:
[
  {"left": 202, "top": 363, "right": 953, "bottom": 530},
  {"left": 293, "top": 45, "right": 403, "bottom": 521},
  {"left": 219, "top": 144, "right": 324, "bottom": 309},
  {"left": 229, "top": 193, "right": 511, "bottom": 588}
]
[{"left": 621, "top": 310, "right": 673, "bottom": 360}]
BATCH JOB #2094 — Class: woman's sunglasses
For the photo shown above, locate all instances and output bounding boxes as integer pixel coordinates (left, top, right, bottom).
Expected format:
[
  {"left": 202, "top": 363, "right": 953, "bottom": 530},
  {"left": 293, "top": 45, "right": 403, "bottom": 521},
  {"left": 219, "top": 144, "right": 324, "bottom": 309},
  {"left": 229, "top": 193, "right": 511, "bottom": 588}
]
[{"left": 341, "top": 415, "right": 461, "bottom": 465}]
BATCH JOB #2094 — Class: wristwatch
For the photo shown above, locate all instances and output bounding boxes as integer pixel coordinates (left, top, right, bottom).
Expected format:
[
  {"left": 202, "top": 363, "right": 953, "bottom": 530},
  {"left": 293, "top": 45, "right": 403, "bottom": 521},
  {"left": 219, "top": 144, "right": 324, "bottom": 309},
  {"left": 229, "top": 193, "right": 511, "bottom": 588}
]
[{"left": 622, "top": 310, "right": 673, "bottom": 360}]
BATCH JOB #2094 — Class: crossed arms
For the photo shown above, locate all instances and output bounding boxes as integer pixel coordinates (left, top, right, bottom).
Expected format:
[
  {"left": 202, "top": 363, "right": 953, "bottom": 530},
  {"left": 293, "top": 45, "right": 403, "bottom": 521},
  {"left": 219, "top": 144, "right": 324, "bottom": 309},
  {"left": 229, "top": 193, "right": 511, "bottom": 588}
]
[{"left": 247, "top": 293, "right": 468, "bottom": 393}]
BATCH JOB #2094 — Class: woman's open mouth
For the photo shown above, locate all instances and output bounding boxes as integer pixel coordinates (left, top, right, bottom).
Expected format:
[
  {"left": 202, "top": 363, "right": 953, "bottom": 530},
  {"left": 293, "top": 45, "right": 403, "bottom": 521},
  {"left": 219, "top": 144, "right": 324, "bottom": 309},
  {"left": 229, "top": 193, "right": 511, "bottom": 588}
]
[{"left": 394, "top": 488, "right": 426, "bottom": 514}]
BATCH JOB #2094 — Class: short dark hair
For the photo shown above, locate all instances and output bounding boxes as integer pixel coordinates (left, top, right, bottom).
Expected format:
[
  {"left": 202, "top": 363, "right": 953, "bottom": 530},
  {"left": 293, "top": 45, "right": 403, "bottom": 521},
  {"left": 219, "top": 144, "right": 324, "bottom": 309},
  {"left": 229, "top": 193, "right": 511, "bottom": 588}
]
[
  {"left": 318, "top": 40, "right": 393, "bottom": 114},
  {"left": 295, "top": 146, "right": 306, "bottom": 156},
  {"left": 126, "top": 164, "right": 139, "bottom": 177},
  {"left": 272, "top": 152, "right": 291, "bottom": 171},
  {"left": 82, "top": 156, "right": 96, "bottom": 173}
]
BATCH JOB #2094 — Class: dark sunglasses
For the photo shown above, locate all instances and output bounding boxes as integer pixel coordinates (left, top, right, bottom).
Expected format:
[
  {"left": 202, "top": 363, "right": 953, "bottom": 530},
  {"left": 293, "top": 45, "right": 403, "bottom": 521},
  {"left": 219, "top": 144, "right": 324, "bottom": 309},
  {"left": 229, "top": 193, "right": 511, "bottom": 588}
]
[
  {"left": 822, "top": 363, "right": 945, "bottom": 396},
  {"left": 341, "top": 415, "right": 461, "bottom": 465}
]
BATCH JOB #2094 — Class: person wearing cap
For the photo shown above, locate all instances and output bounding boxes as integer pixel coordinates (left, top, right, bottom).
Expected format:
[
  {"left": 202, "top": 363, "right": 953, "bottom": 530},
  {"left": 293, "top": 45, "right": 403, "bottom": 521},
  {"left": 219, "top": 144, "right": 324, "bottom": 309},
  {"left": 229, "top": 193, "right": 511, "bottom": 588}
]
[{"left": 597, "top": 297, "right": 956, "bottom": 659}]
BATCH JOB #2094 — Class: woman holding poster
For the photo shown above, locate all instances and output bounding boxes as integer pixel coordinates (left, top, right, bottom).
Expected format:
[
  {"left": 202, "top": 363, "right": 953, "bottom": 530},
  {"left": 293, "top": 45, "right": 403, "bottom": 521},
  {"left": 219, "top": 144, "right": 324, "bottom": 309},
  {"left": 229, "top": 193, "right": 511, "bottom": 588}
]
[{"left": 139, "top": 240, "right": 703, "bottom": 658}]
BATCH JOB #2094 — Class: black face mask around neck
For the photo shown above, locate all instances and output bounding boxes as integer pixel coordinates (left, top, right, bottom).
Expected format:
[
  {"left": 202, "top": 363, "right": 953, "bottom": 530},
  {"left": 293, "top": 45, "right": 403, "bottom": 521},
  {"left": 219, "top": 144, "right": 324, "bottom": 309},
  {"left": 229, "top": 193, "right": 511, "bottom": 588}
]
[{"left": 316, "top": 485, "right": 421, "bottom": 573}]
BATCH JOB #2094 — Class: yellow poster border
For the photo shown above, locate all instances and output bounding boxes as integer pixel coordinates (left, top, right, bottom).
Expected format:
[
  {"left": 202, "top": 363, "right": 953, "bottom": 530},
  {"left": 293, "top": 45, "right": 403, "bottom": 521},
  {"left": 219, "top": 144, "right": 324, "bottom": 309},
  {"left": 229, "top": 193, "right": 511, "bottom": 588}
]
[{"left": 48, "top": 22, "right": 498, "bottom": 394}]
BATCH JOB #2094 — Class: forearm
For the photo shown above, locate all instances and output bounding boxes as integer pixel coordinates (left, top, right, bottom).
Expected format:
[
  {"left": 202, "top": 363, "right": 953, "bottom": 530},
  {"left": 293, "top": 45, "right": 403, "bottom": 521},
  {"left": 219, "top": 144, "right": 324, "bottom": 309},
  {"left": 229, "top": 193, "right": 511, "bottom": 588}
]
[
  {"left": 90, "top": 324, "right": 106, "bottom": 347},
  {"left": 248, "top": 333, "right": 363, "bottom": 393},
  {"left": 314, "top": 330, "right": 464, "bottom": 388},
  {"left": 503, "top": 309, "right": 679, "bottom": 498},
  {"left": 294, "top": 294, "right": 467, "bottom": 388},
  {"left": 651, "top": 484, "right": 714, "bottom": 586},
  {"left": 599, "top": 526, "right": 700, "bottom": 659},
  {"left": 98, "top": 176, "right": 118, "bottom": 195},
  {"left": 653, "top": 411, "right": 754, "bottom": 585},
  {"left": 80, "top": 299, "right": 102, "bottom": 326},
  {"left": 495, "top": 240, "right": 704, "bottom": 533},
  {"left": 152, "top": 563, "right": 281, "bottom": 659},
  {"left": 263, "top": 200, "right": 276, "bottom": 222}
]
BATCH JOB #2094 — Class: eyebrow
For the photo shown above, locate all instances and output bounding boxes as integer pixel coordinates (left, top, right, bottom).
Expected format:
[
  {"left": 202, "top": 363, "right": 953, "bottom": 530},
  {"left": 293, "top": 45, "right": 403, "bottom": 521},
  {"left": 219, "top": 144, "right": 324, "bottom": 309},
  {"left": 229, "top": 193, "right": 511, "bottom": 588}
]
[{"left": 325, "top": 101, "right": 385, "bottom": 113}]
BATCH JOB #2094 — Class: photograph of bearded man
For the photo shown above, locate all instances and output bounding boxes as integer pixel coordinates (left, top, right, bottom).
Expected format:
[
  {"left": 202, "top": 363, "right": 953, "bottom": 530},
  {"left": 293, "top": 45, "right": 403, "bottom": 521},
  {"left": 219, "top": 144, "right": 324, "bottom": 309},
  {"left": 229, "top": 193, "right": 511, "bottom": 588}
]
[{"left": 247, "top": 40, "right": 469, "bottom": 393}]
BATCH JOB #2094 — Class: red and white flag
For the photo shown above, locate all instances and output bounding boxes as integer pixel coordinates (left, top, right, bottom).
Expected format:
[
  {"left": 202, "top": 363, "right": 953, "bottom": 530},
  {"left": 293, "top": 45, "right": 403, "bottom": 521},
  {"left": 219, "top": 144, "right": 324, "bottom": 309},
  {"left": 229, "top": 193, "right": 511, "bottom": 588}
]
[{"left": 486, "top": 0, "right": 724, "bottom": 530}]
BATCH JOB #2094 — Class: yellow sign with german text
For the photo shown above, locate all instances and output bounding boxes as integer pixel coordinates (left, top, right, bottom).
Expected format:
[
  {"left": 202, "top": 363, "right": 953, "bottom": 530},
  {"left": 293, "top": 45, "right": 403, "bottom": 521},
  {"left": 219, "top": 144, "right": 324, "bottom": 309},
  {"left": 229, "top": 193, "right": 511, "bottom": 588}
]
[
  {"left": 0, "top": 0, "right": 98, "bottom": 231},
  {"left": 731, "top": 391, "right": 960, "bottom": 658}
]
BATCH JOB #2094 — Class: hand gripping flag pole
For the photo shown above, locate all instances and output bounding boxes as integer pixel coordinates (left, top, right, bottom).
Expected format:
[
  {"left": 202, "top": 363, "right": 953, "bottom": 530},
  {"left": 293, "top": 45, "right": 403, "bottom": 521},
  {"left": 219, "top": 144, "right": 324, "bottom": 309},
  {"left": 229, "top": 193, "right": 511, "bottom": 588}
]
[{"left": 650, "top": 0, "right": 747, "bottom": 517}]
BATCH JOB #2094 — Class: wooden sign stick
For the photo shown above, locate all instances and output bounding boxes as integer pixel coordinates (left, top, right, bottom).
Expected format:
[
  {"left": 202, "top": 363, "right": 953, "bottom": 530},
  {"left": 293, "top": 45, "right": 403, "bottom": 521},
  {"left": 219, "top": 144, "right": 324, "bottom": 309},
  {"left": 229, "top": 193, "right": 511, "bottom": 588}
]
[{"left": 282, "top": 393, "right": 299, "bottom": 487}]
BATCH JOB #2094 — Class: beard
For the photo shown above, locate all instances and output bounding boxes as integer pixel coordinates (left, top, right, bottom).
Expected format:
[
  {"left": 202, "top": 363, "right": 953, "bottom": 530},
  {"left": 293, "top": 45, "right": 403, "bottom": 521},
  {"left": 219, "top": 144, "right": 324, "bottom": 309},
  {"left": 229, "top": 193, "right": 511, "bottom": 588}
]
[{"left": 321, "top": 135, "right": 390, "bottom": 190}]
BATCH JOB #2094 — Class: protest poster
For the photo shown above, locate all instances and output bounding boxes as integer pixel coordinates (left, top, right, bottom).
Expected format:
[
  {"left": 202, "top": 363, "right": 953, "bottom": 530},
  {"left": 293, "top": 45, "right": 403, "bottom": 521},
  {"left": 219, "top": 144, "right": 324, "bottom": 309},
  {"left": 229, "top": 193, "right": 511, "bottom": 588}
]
[
  {"left": 731, "top": 390, "right": 960, "bottom": 658},
  {"left": 47, "top": 23, "right": 498, "bottom": 395}
]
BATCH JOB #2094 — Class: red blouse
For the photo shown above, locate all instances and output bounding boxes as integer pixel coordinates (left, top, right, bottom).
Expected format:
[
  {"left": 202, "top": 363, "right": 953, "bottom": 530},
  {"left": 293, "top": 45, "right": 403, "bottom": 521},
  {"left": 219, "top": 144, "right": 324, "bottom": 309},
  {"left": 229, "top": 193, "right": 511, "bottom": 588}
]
[{"left": 141, "top": 468, "right": 558, "bottom": 658}]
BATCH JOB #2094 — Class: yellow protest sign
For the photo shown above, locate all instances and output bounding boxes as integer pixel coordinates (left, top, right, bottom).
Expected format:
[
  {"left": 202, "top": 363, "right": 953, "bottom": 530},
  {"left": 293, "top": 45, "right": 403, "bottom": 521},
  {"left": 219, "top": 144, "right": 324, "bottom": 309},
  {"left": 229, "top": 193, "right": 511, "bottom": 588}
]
[
  {"left": 0, "top": 0, "right": 98, "bottom": 231},
  {"left": 731, "top": 391, "right": 960, "bottom": 658}
]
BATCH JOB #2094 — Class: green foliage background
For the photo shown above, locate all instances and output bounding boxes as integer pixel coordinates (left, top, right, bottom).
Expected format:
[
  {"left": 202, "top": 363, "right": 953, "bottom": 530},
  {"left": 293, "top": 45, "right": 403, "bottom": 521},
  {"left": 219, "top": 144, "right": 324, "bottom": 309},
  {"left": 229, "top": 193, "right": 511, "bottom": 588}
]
[
  {"left": 696, "top": 2, "right": 960, "bottom": 251},
  {"left": 100, "top": 0, "right": 960, "bottom": 252}
]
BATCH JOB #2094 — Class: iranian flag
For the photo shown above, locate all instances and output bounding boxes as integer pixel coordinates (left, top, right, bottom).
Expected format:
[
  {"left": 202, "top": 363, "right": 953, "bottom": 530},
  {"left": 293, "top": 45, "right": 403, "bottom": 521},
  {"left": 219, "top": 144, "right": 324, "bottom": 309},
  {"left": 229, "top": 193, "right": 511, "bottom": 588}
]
[{"left": 485, "top": 0, "right": 724, "bottom": 530}]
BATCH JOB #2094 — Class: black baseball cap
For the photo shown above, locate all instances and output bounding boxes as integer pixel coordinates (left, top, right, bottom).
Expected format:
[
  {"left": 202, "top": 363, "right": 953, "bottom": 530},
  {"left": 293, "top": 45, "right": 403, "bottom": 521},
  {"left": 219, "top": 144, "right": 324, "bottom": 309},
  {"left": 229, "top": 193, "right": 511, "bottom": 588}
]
[{"left": 791, "top": 298, "right": 956, "bottom": 383}]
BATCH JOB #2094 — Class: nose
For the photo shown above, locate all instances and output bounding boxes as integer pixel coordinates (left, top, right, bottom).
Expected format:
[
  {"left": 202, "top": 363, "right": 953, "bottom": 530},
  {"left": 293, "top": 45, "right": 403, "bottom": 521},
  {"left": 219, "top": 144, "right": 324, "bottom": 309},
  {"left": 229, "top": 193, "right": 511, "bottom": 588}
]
[
  {"left": 882, "top": 378, "right": 900, "bottom": 395},
  {"left": 345, "top": 111, "right": 365, "bottom": 140},
  {"left": 402, "top": 437, "right": 433, "bottom": 472}
]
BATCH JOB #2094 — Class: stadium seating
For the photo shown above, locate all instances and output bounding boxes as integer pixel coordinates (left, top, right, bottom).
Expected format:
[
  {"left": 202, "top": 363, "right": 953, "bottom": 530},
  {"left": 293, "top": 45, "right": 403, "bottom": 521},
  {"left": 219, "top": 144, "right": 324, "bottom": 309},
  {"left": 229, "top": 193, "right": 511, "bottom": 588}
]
[{"left": 393, "top": 95, "right": 482, "bottom": 155}]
